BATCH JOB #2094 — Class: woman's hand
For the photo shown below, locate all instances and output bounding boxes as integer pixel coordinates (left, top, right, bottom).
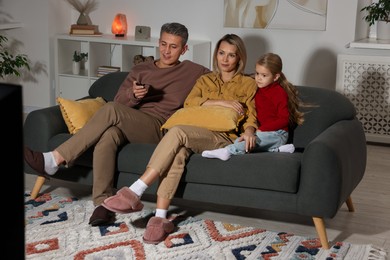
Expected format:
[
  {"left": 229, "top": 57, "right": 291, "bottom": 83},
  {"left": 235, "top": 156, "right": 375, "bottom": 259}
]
[{"left": 204, "top": 100, "right": 244, "bottom": 115}]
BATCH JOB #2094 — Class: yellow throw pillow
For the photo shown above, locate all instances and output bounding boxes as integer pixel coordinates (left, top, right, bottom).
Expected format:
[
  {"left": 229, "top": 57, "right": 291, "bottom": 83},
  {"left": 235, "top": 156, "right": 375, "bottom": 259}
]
[
  {"left": 57, "top": 97, "right": 106, "bottom": 134},
  {"left": 161, "top": 106, "right": 244, "bottom": 132}
]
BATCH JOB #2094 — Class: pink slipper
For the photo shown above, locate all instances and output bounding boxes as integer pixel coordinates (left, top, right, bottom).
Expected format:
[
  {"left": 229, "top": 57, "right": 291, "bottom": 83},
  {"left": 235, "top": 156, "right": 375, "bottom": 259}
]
[
  {"left": 101, "top": 187, "right": 144, "bottom": 214},
  {"left": 143, "top": 217, "right": 175, "bottom": 244}
]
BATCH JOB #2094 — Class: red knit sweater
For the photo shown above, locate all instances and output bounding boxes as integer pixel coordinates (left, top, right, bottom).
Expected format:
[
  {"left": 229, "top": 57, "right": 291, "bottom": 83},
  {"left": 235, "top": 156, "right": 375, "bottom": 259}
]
[{"left": 254, "top": 82, "right": 289, "bottom": 132}]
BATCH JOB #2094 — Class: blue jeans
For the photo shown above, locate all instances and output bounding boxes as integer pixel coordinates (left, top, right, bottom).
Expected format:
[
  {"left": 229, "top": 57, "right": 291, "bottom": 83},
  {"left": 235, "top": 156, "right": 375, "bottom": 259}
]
[{"left": 226, "top": 130, "right": 288, "bottom": 155}]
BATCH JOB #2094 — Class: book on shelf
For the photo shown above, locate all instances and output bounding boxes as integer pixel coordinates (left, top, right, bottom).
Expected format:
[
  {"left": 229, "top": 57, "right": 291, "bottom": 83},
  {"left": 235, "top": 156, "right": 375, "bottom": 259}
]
[
  {"left": 69, "top": 24, "right": 101, "bottom": 36},
  {"left": 70, "top": 24, "right": 98, "bottom": 30},
  {"left": 69, "top": 32, "right": 103, "bottom": 37},
  {"left": 97, "top": 65, "right": 121, "bottom": 77},
  {"left": 71, "top": 29, "right": 97, "bottom": 35}
]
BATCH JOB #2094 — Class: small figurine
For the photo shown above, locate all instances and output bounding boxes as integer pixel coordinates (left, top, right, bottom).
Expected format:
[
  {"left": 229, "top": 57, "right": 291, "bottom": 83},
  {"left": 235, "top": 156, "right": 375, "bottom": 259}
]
[
  {"left": 133, "top": 55, "right": 145, "bottom": 65},
  {"left": 144, "top": 56, "right": 154, "bottom": 62},
  {"left": 133, "top": 55, "right": 154, "bottom": 65}
]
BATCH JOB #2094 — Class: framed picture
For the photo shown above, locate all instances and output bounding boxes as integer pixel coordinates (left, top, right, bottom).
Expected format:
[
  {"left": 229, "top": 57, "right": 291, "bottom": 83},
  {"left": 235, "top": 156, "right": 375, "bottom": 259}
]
[{"left": 224, "top": 0, "right": 328, "bottom": 30}]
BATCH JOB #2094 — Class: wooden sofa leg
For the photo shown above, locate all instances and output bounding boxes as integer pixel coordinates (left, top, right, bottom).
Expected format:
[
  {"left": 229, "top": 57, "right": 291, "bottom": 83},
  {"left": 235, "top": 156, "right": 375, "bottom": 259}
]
[
  {"left": 30, "top": 176, "right": 46, "bottom": 199},
  {"left": 312, "top": 217, "right": 330, "bottom": 249},
  {"left": 345, "top": 196, "right": 355, "bottom": 212}
]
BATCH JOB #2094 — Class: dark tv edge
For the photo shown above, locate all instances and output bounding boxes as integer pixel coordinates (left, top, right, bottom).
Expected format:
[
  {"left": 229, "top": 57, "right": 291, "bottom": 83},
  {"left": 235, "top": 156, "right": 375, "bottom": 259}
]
[{"left": 0, "top": 83, "right": 25, "bottom": 259}]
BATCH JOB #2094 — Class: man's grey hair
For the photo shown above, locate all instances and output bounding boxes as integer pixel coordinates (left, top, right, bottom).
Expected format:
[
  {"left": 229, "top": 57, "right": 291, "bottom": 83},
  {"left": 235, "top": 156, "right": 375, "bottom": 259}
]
[{"left": 160, "top": 22, "right": 189, "bottom": 46}]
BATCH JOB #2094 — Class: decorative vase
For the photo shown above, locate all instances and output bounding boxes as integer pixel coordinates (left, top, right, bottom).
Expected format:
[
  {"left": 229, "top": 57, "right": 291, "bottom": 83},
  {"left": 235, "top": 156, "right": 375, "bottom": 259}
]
[
  {"left": 376, "top": 21, "right": 390, "bottom": 40},
  {"left": 72, "top": 61, "right": 80, "bottom": 75},
  {"left": 77, "top": 13, "right": 92, "bottom": 25}
]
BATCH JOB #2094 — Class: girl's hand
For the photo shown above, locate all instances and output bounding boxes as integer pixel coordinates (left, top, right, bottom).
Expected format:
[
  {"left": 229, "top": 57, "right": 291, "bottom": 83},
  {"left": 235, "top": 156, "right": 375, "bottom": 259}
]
[{"left": 238, "top": 127, "right": 257, "bottom": 152}]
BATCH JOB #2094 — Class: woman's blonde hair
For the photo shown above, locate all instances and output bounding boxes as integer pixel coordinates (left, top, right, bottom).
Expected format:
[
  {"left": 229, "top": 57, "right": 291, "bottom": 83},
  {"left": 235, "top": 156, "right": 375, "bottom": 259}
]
[
  {"left": 212, "top": 34, "right": 247, "bottom": 76},
  {"left": 257, "top": 53, "right": 305, "bottom": 126}
]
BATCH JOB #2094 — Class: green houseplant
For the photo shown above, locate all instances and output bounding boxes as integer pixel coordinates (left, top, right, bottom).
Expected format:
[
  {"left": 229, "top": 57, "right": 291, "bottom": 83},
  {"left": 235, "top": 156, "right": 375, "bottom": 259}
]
[
  {"left": 73, "top": 51, "right": 88, "bottom": 62},
  {"left": 0, "top": 35, "right": 30, "bottom": 79},
  {"left": 361, "top": 0, "right": 390, "bottom": 40},
  {"left": 361, "top": 0, "right": 390, "bottom": 26},
  {"left": 72, "top": 51, "right": 88, "bottom": 75}
]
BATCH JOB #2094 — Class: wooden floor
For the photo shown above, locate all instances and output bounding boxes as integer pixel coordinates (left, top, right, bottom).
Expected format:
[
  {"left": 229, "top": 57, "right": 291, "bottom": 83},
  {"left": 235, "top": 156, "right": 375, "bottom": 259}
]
[{"left": 24, "top": 143, "right": 390, "bottom": 253}]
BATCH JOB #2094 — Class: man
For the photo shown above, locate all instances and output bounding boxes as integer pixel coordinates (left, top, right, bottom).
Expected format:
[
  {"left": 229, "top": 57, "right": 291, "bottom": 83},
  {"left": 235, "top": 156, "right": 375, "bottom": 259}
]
[{"left": 24, "top": 22, "right": 210, "bottom": 226}]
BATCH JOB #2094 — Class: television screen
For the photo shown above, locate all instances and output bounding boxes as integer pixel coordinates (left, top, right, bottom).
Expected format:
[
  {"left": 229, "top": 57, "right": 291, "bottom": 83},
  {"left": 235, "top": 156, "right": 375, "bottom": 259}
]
[{"left": 0, "top": 83, "right": 24, "bottom": 258}]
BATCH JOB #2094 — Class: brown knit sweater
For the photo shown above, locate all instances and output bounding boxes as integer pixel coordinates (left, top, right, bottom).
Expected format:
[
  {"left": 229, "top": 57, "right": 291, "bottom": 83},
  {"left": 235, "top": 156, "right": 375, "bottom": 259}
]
[{"left": 114, "top": 60, "right": 210, "bottom": 121}]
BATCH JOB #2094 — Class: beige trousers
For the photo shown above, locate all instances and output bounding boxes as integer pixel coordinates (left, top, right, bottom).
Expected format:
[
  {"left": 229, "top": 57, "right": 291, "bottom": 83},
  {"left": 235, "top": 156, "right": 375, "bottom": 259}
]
[
  {"left": 147, "top": 125, "right": 233, "bottom": 200},
  {"left": 56, "top": 102, "right": 165, "bottom": 205}
]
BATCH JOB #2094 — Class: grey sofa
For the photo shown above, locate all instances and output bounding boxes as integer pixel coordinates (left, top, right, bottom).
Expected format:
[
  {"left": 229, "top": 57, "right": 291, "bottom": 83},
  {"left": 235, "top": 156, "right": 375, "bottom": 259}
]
[{"left": 24, "top": 71, "right": 367, "bottom": 249}]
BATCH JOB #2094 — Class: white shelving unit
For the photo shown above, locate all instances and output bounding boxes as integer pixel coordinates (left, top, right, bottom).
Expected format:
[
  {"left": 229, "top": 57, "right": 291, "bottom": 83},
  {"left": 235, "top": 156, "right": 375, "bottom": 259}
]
[
  {"left": 54, "top": 34, "right": 211, "bottom": 100},
  {"left": 348, "top": 38, "right": 390, "bottom": 50}
]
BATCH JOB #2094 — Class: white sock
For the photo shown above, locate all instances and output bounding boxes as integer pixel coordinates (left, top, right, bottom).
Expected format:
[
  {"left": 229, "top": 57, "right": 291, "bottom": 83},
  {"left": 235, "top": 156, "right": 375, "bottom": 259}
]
[
  {"left": 202, "top": 148, "right": 232, "bottom": 161},
  {"left": 278, "top": 144, "right": 295, "bottom": 153},
  {"left": 155, "top": 208, "right": 168, "bottom": 219},
  {"left": 43, "top": 152, "right": 59, "bottom": 175},
  {"left": 129, "top": 179, "right": 148, "bottom": 197}
]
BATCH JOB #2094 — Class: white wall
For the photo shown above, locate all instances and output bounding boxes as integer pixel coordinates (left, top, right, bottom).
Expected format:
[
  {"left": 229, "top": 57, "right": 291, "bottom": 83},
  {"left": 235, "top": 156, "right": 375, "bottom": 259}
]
[{"left": 1, "top": 0, "right": 388, "bottom": 110}]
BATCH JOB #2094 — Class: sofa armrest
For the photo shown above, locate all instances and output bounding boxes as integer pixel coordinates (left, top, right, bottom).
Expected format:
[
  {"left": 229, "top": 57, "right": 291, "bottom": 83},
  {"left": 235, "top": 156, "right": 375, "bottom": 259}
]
[
  {"left": 24, "top": 105, "right": 68, "bottom": 152},
  {"left": 297, "top": 118, "right": 366, "bottom": 218}
]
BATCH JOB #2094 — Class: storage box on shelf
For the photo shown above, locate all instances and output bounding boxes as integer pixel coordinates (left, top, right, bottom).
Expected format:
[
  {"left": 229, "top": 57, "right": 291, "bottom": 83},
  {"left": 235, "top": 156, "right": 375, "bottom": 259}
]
[{"left": 54, "top": 34, "right": 211, "bottom": 101}]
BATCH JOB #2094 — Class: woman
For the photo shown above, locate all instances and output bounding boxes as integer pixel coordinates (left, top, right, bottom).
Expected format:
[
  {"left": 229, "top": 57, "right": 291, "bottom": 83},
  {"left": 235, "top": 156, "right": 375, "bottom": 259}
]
[{"left": 102, "top": 34, "right": 258, "bottom": 244}]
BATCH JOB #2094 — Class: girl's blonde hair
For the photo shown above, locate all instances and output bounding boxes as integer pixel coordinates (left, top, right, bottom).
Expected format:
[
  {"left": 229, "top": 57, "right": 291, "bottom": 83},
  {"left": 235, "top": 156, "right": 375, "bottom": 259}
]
[
  {"left": 257, "top": 53, "right": 305, "bottom": 126},
  {"left": 212, "top": 34, "right": 247, "bottom": 77}
]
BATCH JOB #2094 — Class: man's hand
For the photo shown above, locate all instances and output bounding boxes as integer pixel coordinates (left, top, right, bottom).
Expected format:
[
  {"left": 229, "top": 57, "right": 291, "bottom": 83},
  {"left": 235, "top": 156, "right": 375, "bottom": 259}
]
[{"left": 132, "top": 81, "right": 148, "bottom": 99}]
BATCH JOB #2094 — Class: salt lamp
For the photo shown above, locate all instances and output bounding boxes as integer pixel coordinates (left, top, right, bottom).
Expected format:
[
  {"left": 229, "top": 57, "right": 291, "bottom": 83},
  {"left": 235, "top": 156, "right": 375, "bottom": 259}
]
[{"left": 112, "top": 14, "right": 127, "bottom": 37}]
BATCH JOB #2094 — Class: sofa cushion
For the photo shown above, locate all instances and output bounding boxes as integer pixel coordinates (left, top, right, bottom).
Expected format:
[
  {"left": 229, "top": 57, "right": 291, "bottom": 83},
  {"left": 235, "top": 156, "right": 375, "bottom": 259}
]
[
  {"left": 57, "top": 97, "right": 106, "bottom": 134},
  {"left": 66, "top": 139, "right": 302, "bottom": 194},
  {"left": 116, "top": 143, "right": 156, "bottom": 173},
  {"left": 48, "top": 133, "right": 93, "bottom": 168},
  {"left": 184, "top": 152, "right": 302, "bottom": 193},
  {"left": 115, "top": 144, "right": 302, "bottom": 194}
]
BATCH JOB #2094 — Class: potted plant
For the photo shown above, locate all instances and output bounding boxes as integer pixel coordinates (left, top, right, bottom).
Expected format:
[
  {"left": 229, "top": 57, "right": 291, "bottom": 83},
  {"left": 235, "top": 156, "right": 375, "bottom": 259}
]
[
  {"left": 73, "top": 51, "right": 88, "bottom": 62},
  {"left": 72, "top": 51, "right": 88, "bottom": 74},
  {"left": 361, "top": 0, "right": 390, "bottom": 40},
  {"left": 0, "top": 35, "right": 30, "bottom": 79}
]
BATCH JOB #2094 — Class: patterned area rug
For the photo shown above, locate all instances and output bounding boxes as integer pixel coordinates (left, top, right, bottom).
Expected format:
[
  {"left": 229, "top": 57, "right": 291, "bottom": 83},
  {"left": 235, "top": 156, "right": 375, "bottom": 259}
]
[{"left": 25, "top": 192, "right": 387, "bottom": 260}]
